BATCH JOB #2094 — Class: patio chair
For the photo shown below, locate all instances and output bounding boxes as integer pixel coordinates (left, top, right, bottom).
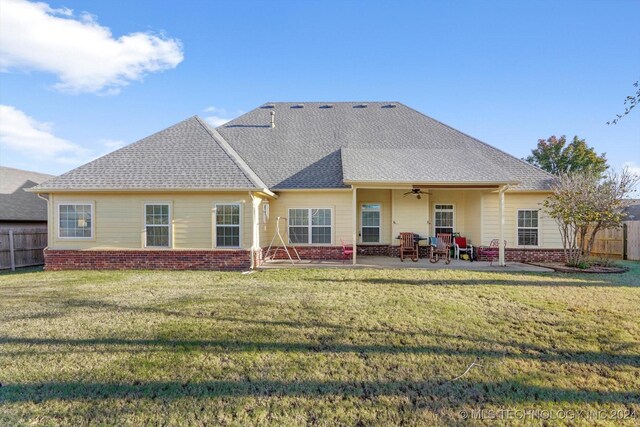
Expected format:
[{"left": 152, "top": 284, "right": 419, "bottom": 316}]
[
  {"left": 399, "top": 232, "right": 418, "bottom": 262},
  {"left": 340, "top": 239, "right": 354, "bottom": 264},
  {"left": 478, "top": 239, "right": 507, "bottom": 266},
  {"left": 429, "top": 233, "right": 451, "bottom": 264},
  {"left": 454, "top": 237, "right": 474, "bottom": 261}
]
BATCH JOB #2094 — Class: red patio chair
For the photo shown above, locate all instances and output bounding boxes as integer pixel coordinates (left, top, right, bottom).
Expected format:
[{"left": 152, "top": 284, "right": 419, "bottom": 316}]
[
  {"left": 454, "top": 237, "right": 474, "bottom": 260},
  {"left": 340, "top": 239, "right": 354, "bottom": 264},
  {"left": 478, "top": 239, "right": 507, "bottom": 265}
]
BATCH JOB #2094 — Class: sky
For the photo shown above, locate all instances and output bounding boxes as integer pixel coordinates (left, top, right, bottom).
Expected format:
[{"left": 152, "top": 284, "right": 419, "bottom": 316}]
[{"left": 0, "top": 0, "right": 639, "bottom": 178}]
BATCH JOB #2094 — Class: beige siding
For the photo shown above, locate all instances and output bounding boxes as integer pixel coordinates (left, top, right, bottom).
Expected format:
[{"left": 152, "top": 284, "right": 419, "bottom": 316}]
[
  {"left": 356, "top": 189, "right": 392, "bottom": 244},
  {"left": 264, "top": 191, "right": 353, "bottom": 246},
  {"left": 50, "top": 192, "right": 255, "bottom": 250},
  {"left": 482, "top": 192, "right": 561, "bottom": 248},
  {"left": 391, "top": 190, "right": 430, "bottom": 244}
]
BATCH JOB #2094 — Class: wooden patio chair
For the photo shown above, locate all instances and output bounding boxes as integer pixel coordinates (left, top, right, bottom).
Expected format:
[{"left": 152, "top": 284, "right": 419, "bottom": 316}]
[
  {"left": 399, "top": 232, "right": 418, "bottom": 262},
  {"left": 429, "top": 233, "right": 451, "bottom": 264}
]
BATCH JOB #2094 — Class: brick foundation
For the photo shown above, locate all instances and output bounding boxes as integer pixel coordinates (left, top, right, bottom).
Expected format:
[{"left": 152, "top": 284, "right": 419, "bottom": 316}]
[
  {"left": 264, "top": 246, "right": 344, "bottom": 260},
  {"left": 261, "top": 245, "right": 566, "bottom": 263},
  {"left": 476, "top": 248, "right": 565, "bottom": 263},
  {"left": 44, "top": 249, "right": 252, "bottom": 271}
]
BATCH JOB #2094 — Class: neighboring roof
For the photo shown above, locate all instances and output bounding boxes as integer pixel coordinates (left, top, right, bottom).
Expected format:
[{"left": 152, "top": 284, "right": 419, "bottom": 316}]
[
  {"left": 623, "top": 200, "right": 640, "bottom": 221},
  {"left": 218, "top": 102, "right": 554, "bottom": 190},
  {"left": 0, "top": 166, "right": 54, "bottom": 221},
  {"left": 29, "top": 117, "right": 267, "bottom": 191}
]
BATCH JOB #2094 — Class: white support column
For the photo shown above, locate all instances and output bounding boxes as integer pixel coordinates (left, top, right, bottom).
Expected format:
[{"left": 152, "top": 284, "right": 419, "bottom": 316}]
[
  {"left": 352, "top": 186, "right": 357, "bottom": 265},
  {"left": 250, "top": 192, "right": 261, "bottom": 269},
  {"left": 498, "top": 186, "right": 506, "bottom": 266}
]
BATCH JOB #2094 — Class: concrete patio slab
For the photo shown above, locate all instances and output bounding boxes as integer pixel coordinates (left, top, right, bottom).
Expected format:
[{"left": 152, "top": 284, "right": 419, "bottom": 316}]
[{"left": 259, "top": 256, "right": 554, "bottom": 272}]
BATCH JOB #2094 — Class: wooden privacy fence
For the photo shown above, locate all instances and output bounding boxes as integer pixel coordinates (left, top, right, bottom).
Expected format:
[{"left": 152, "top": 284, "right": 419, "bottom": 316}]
[
  {"left": 590, "top": 222, "right": 640, "bottom": 261},
  {"left": 0, "top": 228, "right": 48, "bottom": 271}
]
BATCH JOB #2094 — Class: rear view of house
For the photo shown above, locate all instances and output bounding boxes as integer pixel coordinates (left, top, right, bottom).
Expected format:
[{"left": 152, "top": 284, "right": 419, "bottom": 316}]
[{"left": 28, "top": 102, "right": 563, "bottom": 270}]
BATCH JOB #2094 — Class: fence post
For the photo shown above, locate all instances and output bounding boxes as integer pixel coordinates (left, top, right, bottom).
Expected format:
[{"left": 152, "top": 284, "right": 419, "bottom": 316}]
[
  {"left": 623, "top": 223, "right": 628, "bottom": 260},
  {"left": 8, "top": 229, "right": 16, "bottom": 271}
]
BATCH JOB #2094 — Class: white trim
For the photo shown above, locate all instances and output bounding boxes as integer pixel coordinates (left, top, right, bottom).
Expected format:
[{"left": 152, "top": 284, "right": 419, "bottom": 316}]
[
  {"left": 516, "top": 208, "right": 540, "bottom": 247},
  {"left": 360, "top": 202, "right": 382, "bottom": 244},
  {"left": 143, "top": 202, "right": 173, "bottom": 248},
  {"left": 433, "top": 202, "right": 456, "bottom": 236},
  {"left": 213, "top": 202, "right": 243, "bottom": 249},
  {"left": 56, "top": 201, "right": 95, "bottom": 240},
  {"left": 287, "top": 207, "right": 334, "bottom": 245}
]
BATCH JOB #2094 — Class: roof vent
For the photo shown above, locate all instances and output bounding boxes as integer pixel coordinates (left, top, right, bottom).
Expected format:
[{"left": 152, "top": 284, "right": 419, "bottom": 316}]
[
  {"left": 319, "top": 104, "right": 333, "bottom": 109},
  {"left": 261, "top": 104, "right": 275, "bottom": 109},
  {"left": 382, "top": 103, "right": 397, "bottom": 108},
  {"left": 291, "top": 104, "right": 304, "bottom": 109},
  {"left": 353, "top": 104, "right": 368, "bottom": 108}
]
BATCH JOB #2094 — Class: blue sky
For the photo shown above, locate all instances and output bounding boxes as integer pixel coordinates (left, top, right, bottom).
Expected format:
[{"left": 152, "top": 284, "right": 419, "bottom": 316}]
[{"left": 1, "top": 0, "right": 639, "bottom": 177}]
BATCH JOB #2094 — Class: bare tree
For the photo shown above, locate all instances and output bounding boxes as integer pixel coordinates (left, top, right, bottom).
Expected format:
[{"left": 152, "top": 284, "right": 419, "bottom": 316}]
[{"left": 544, "top": 169, "right": 638, "bottom": 266}]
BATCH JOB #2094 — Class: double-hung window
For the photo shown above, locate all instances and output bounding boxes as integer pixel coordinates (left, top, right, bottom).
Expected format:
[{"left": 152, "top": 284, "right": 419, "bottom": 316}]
[
  {"left": 517, "top": 210, "right": 539, "bottom": 246},
  {"left": 58, "top": 203, "right": 93, "bottom": 238},
  {"left": 288, "top": 208, "right": 332, "bottom": 244},
  {"left": 361, "top": 203, "right": 381, "bottom": 243},
  {"left": 145, "top": 204, "right": 170, "bottom": 247},
  {"left": 215, "top": 203, "right": 241, "bottom": 247},
  {"left": 434, "top": 204, "right": 454, "bottom": 235}
]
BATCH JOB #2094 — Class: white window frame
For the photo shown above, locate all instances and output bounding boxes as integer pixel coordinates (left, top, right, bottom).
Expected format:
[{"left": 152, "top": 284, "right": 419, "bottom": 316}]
[
  {"left": 144, "top": 202, "right": 172, "bottom": 248},
  {"left": 433, "top": 203, "right": 455, "bottom": 236},
  {"left": 57, "top": 202, "right": 95, "bottom": 240},
  {"left": 517, "top": 209, "right": 540, "bottom": 247},
  {"left": 214, "top": 203, "right": 243, "bottom": 248},
  {"left": 360, "top": 203, "right": 382, "bottom": 244},
  {"left": 287, "top": 207, "right": 333, "bottom": 245}
]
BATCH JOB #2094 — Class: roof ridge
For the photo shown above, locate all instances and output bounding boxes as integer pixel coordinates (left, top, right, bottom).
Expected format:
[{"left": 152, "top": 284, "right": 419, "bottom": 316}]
[
  {"left": 402, "top": 105, "right": 555, "bottom": 179},
  {"left": 194, "top": 116, "right": 268, "bottom": 190}
]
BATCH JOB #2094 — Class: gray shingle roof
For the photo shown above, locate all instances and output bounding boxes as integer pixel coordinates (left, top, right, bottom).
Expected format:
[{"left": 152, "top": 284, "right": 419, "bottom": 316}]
[
  {"left": 0, "top": 166, "right": 54, "bottom": 221},
  {"left": 29, "top": 102, "right": 554, "bottom": 193},
  {"left": 218, "top": 102, "right": 554, "bottom": 190},
  {"left": 30, "top": 117, "right": 266, "bottom": 191}
]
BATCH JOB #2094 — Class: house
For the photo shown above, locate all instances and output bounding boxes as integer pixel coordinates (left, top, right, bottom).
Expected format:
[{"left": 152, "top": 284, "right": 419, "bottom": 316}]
[
  {"left": 0, "top": 166, "right": 54, "bottom": 230},
  {"left": 27, "top": 102, "right": 564, "bottom": 270}
]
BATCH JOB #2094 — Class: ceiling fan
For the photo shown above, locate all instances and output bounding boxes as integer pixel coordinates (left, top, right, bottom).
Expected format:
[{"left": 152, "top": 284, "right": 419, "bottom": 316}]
[{"left": 403, "top": 188, "right": 430, "bottom": 199}]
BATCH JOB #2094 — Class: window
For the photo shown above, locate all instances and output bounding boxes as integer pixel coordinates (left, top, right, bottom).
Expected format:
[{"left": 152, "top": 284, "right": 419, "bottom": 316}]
[
  {"left": 517, "top": 210, "right": 539, "bottom": 246},
  {"left": 58, "top": 203, "right": 93, "bottom": 238},
  {"left": 361, "top": 203, "right": 381, "bottom": 243},
  {"left": 145, "top": 204, "right": 170, "bottom": 247},
  {"left": 288, "top": 208, "right": 332, "bottom": 244},
  {"left": 215, "top": 204, "right": 241, "bottom": 247},
  {"left": 434, "top": 204, "right": 454, "bottom": 235}
]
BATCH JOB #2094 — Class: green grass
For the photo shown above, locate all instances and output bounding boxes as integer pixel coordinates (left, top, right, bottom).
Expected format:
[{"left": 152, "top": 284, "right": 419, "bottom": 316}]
[{"left": 1, "top": 264, "right": 639, "bottom": 426}]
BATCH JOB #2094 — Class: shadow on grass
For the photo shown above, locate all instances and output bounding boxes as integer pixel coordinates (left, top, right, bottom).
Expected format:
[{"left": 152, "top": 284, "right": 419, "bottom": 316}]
[
  {"left": 310, "top": 274, "right": 639, "bottom": 288},
  {"left": 0, "top": 378, "right": 637, "bottom": 404},
  {"left": 1, "top": 336, "right": 637, "bottom": 367}
]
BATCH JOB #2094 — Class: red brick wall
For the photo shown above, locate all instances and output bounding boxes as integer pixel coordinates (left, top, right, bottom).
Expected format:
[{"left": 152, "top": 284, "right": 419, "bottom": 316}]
[
  {"left": 264, "top": 246, "right": 344, "bottom": 260},
  {"left": 476, "top": 248, "right": 565, "bottom": 263},
  {"left": 44, "top": 249, "right": 252, "bottom": 271}
]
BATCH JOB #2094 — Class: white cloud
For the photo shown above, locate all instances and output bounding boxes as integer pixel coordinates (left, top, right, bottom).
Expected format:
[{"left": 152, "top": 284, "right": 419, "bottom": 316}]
[
  {"left": 203, "top": 106, "right": 244, "bottom": 127},
  {"left": 205, "top": 115, "right": 232, "bottom": 127},
  {"left": 622, "top": 161, "right": 640, "bottom": 177},
  {"left": 0, "top": 0, "right": 184, "bottom": 94},
  {"left": 100, "top": 139, "right": 126, "bottom": 150},
  {"left": 0, "top": 105, "right": 90, "bottom": 164}
]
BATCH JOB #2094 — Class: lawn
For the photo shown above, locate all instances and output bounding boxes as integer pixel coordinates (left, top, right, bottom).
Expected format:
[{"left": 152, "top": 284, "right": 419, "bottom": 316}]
[{"left": 0, "top": 264, "right": 639, "bottom": 426}]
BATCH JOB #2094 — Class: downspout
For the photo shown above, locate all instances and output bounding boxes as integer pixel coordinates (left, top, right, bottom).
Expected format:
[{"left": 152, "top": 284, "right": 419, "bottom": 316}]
[
  {"left": 37, "top": 193, "right": 51, "bottom": 252},
  {"left": 498, "top": 185, "right": 509, "bottom": 266}
]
